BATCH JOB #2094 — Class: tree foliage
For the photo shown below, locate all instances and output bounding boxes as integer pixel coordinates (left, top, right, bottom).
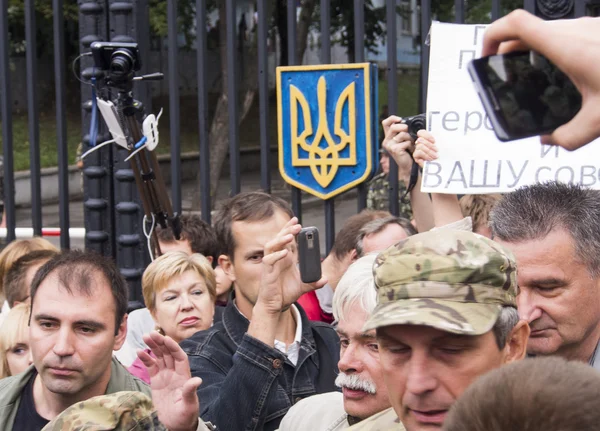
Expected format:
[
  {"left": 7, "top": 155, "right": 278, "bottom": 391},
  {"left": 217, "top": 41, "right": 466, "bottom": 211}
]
[
  {"left": 431, "top": 0, "right": 524, "bottom": 23},
  {"left": 7, "top": 0, "right": 78, "bottom": 57},
  {"left": 310, "top": 0, "right": 387, "bottom": 62}
]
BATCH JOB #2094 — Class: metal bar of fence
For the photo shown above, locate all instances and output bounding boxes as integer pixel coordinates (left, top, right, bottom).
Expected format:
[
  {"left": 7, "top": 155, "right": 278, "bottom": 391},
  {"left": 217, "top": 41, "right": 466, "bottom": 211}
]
[
  {"left": 523, "top": 0, "right": 535, "bottom": 13},
  {"left": 455, "top": 0, "right": 465, "bottom": 23},
  {"left": 0, "top": 0, "right": 15, "bottom": 242},
  {"left": 354, "top": 0, "right": 368, "bottom": 212},
  {"left": 25, "top": 0, "right": 42, "bottom": 236},
  {"left": 386, "top": 0, "right": 399, "bottom": 217},
  {"left": 168, "top": 0, "right": 182, "bottom": 213},
  {"left": 321, "top": 0, "right": 335, "bottom": 254},
  {"left": 54, "top": 0, "right": 70, "bottom": 249},
  {"left": 197, "top": 0, "right": 211, "bottom": 223},
  {"left": 80, "top": 0, "right": 113, "bottom": 257},
  {"left": 226, "top": 0, "right": 240, "bottom": 195},
  {"left": 420, "top": 0, "right": 431, "bottom": 114},
  {"left": 258, "top": 0, "right": 271, "bottom": 193},
  {"left": 574, "top": 1, "right": 586, "bottom": 17},
  {"left": 492, "top": 0, "right": 502, "bottom": 21},
  {"left": 287, "top": 0, "right": 302, "bottom": 223}
]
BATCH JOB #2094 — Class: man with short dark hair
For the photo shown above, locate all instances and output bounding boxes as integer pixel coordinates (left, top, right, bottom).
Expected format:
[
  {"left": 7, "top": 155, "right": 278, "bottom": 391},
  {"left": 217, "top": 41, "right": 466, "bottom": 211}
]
[
  {"left": 153, "top": 214, "right": 219, "bottom": 265},
  {"left": 355, "top": 216, "right": 417, "bottom": 258},
  {"left": 347, "top": 230, "right": 529, "bottom": 430},
  {"left": 298, "top": 210, "right": 390, "bottom": 322},
  {"left": 490, "top": 182, "right": 600, "bottom": 368},
  {"left": 3, "top": 249, "right": 58, "bottom": 308},
  {"left": 180, "top": 191, "right": 340, "bottom": 431},
  {"left": 0, "top": 251, "right": 149, "bottom": 431},
  {"left": 443, "top": 357, "right": 600, "bottom": 431}
]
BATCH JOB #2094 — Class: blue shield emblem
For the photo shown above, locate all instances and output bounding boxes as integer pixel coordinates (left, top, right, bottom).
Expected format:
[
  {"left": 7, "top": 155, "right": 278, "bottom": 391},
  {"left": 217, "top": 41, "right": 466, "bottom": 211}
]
[{"left": 277, "top": 63, "right": 378, "bottom": 200}]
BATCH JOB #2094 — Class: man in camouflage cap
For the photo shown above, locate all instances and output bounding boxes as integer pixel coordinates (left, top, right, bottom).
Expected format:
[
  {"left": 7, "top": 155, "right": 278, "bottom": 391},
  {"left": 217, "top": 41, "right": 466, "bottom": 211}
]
[{"left": 347, "top": 230, "right": 530, "bottom": 431}]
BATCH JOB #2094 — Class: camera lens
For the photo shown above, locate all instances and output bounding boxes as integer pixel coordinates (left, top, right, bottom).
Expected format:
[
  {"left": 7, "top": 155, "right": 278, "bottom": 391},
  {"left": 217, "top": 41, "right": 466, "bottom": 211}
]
[
  {"left": 110, "top": 49, "right": 134, "bottom": 76},
  {"left": 307, "top": 233, "right": 313, "bottom": 240}
]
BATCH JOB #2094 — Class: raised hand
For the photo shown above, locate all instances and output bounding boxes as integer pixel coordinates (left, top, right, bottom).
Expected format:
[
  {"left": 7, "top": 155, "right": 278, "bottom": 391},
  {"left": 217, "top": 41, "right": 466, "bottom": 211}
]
[
  {"left": 138, "top": 331, "right": 202, "bottom": 431},
  {"left": 413, "top": 130, "right": 439, "bottom": 168},
  {"left": 381, "top": 116, "right": 415, "bottom": 167},
  {"left": 256, "top": 217, "right": 327, "bottom": 315},
  {"left": 482, "top": 10, "right": 600, "bottom": 150}
]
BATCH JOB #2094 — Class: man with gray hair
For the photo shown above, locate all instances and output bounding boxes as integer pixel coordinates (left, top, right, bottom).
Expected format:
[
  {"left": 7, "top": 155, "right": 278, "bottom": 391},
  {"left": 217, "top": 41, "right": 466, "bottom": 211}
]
[
  {"left": 490, "top": 181, "right": 600, "bottom": 368},
  {"left": 347, "top": 230, "right": 529, "bottom": 430},
  {"left": 278, "top": 254, "right": 391, "bottom": 430},
  {"left": 356, "top": 216, "right": 417, "bottom": 258}
]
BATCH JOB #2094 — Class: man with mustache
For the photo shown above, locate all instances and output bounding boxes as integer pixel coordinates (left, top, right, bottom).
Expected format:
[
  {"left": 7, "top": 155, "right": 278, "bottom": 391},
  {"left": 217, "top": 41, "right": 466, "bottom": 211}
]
[
  {"left": 278, "top": 254, "right": 391, "bottom": 430},
  {"left": 490, "top": 182, "right": 600, "bottom": 368},
  {"left": 347, "top": 230, "right": 530, "bottom": 430}
]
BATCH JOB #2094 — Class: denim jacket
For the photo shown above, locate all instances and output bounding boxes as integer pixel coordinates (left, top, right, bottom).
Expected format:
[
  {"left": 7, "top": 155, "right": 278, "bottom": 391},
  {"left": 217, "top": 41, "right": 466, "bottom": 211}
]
[{"left": 180, "top": 301, "right": 340, "bottom": 431}]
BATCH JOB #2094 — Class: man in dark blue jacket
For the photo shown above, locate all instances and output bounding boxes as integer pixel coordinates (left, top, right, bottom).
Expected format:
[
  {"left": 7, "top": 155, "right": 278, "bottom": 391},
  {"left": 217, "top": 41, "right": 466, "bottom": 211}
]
[{"left": 180, "top": 192, "right": 340, "bottom": 431}]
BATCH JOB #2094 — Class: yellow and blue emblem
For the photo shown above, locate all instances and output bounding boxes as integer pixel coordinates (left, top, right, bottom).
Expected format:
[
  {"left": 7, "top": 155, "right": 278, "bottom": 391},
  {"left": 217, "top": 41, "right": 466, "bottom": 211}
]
[{"left": 277, "top": 63, "right": 378, "bottom": 200}]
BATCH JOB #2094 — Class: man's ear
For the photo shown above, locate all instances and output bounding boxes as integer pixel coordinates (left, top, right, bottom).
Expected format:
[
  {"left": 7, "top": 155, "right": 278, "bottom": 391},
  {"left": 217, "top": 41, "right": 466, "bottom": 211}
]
[
  {"left": 206, "top": 255, "right": 214, "bottom": 265},
  {"left": 348, "top": 249, "right": 358, "bottom": 263},
  {"left": 503, "top": 319, "right": 530, "bottom": 363},
  {"left": 218, "top": 254, "right": 236, "bottom": 283},
  {"left": 113, "top": 314, "right": 128, "bottom": 351}
]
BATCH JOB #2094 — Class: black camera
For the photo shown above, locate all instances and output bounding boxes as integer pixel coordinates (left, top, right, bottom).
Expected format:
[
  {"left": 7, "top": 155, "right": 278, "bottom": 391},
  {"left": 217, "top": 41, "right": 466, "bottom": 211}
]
[
  {"left": 91, "top": 42, "right": 141, "bottom": 89},
  {"left": 402, "top": 113, "right": 426, "bottom": 141}
]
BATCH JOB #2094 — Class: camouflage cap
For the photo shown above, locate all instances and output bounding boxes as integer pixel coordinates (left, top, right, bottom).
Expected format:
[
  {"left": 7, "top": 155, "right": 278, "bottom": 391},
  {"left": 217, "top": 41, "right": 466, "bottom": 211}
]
[
  {"left": 363, "top": 229, "right": 517, "bottom": 335},
  {"left": 41, "top": 391, "right": 167, "bottom": 431}
]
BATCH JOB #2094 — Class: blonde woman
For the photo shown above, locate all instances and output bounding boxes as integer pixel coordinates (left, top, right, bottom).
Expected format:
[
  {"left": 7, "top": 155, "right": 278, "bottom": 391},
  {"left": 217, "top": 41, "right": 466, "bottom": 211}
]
[
  {"left": 0, "top": 238, "right": 58, "bottom": 325},
  {"left": 128, "top": 251, "right": 216, "bottom": 383},
  {"left": 0, "top": 303, "right": 32, "bottom": 378}
]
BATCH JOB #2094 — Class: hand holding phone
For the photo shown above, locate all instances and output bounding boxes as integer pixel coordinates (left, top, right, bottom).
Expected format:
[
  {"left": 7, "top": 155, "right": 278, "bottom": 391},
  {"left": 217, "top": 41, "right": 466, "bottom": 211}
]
[
  {"left": 468, "top": 51, "right": 581, "bottom": 142},
  {"left": 298, "top": 227, "right": 322, "bottom": 284},
  {"left": 481, "top": 11, "right": 600, "bottom": 150}
]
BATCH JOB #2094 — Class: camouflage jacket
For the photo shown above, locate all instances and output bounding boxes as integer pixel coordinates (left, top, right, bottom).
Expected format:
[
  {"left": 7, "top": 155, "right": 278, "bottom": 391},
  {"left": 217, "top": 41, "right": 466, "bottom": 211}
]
[
  {"left": 0, "top": 357, "right": 150, "bottom": 430},
  {"left": 366, "top": 173, "right": 413, "bottom": 219}
]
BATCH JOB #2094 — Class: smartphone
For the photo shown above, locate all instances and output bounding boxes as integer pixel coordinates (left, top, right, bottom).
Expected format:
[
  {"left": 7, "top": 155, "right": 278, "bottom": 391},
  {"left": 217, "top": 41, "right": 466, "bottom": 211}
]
[
  {"left": 468, "top": 51, "right": 581, "bottom": 141},
  {"left": 298, "top": 227, "right": 322, "bottom": 284}
]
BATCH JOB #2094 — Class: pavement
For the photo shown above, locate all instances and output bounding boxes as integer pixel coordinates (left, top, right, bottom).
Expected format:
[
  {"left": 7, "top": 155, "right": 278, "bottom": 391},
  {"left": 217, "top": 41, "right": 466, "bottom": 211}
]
[{"left": 14, "top": 168, "right": 361, "bottom": 252}]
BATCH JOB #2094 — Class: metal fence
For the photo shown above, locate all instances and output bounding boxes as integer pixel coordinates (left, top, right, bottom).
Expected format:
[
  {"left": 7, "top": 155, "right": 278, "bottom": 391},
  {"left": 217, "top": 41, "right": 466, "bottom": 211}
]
[{"left": 0, "top": 0, "right": 597, "bottom": 300}]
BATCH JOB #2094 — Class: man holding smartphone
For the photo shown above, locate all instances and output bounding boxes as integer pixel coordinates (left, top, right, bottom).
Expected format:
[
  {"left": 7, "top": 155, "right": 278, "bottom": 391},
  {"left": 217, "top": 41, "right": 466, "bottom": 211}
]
[{"left": 179, "top": 192, "right": 340, "bottom": 431}]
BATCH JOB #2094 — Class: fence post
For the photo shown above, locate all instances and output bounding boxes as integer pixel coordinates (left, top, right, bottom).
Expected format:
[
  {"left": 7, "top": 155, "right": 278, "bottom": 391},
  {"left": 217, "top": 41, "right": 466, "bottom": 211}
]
[
  {"left": 107, "top": 0, "right": 152, "bottom": 303},
  {"left": 79, "top": 0, "right": 114, "bottom": 257}
]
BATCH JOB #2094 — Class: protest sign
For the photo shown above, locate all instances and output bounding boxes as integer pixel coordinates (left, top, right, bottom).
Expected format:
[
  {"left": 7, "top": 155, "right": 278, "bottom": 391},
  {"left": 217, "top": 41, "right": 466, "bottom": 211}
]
[{"left": 422, "top": 22, "right": 600, "bottom": 194}]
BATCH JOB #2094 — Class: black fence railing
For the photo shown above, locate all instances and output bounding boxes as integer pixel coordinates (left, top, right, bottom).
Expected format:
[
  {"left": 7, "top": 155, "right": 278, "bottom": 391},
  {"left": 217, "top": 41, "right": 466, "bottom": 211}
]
[{"left": 0, "top": 0, "right": 596, "bottom": 300}]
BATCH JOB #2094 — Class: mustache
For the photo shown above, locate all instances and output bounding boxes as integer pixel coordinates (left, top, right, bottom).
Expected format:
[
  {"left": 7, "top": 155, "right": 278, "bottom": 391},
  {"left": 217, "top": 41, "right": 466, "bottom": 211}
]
[
  {"left": 335, "top": 372, "right": 377, "bottom": 394},
  {"left": 529, "top": 315, "right": 556, "bottom": 332}
]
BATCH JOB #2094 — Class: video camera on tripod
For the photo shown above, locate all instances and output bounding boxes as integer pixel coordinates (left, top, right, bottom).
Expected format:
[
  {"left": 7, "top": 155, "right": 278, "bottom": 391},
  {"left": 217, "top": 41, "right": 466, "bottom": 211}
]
[{"left": 81, "top": 41, "right": 181, "bottom": 258}]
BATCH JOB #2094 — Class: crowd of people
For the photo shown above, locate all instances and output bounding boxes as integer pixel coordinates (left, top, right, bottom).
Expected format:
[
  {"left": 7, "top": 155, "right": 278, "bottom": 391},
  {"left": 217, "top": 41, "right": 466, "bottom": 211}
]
[{"left": 0, "top": 9, "right": 599, "bottom": 431}]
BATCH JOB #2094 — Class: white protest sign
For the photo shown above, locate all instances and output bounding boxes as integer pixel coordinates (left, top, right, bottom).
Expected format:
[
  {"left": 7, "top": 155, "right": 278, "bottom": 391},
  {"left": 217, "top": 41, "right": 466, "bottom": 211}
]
[{"left": 422, "top": 22, "right": 600, "bottom": 194}]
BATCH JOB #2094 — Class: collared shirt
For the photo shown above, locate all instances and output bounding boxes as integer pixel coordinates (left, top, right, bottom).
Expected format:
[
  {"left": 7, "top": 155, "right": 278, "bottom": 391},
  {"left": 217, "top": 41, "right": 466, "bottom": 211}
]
[
  {"left": 235, "top": 301, "right": 303, "bottom": 366},
  {"left": 590, "top": 339, "right": 600, "bottom": 371},
  {"left": 274, "top": 305, "right": 303, "bottom": 366}
]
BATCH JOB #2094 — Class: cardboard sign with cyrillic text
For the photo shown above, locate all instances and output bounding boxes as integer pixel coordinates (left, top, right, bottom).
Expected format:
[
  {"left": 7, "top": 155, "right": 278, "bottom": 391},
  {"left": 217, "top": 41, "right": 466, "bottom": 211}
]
[{"left": 422, "top": 22, "right": 600, "bottom": 194}]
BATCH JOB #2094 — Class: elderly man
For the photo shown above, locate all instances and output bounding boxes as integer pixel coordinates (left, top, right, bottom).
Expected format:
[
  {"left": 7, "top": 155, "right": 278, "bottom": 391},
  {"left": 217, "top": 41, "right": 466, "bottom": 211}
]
[
  {"left": 278, "top": 254, "right": 390, "bottom": 430},
  {"left": 348, "top": 230, "right": 530, "bottom": 430},
  {"left": 490, "top": 182, "right": 600, "bottom": 368}
]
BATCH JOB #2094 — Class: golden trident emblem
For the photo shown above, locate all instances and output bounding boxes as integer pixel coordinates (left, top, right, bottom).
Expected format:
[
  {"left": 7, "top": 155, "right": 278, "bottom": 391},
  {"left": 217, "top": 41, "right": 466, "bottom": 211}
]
[{"left": 290, "top": 76, "right": 357, "bottom": 188}]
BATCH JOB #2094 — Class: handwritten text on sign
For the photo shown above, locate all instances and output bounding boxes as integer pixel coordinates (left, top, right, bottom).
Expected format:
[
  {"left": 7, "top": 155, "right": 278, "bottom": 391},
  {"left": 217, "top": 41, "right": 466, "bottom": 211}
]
[{"left": 422, "top": 22, "right": 600, "bottom": 194}]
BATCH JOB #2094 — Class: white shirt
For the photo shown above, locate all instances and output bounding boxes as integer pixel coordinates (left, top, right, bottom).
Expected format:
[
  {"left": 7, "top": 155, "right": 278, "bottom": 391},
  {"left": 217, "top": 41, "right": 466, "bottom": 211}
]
[
  {"left": 274, "top": 305, "right": 303, "bottom": 366},
  {"left": 236, "top": 301, "right": 303, "bottom": 366},
  {"left": 113, "top": 307, "right": 155, "bottom": 366}
]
